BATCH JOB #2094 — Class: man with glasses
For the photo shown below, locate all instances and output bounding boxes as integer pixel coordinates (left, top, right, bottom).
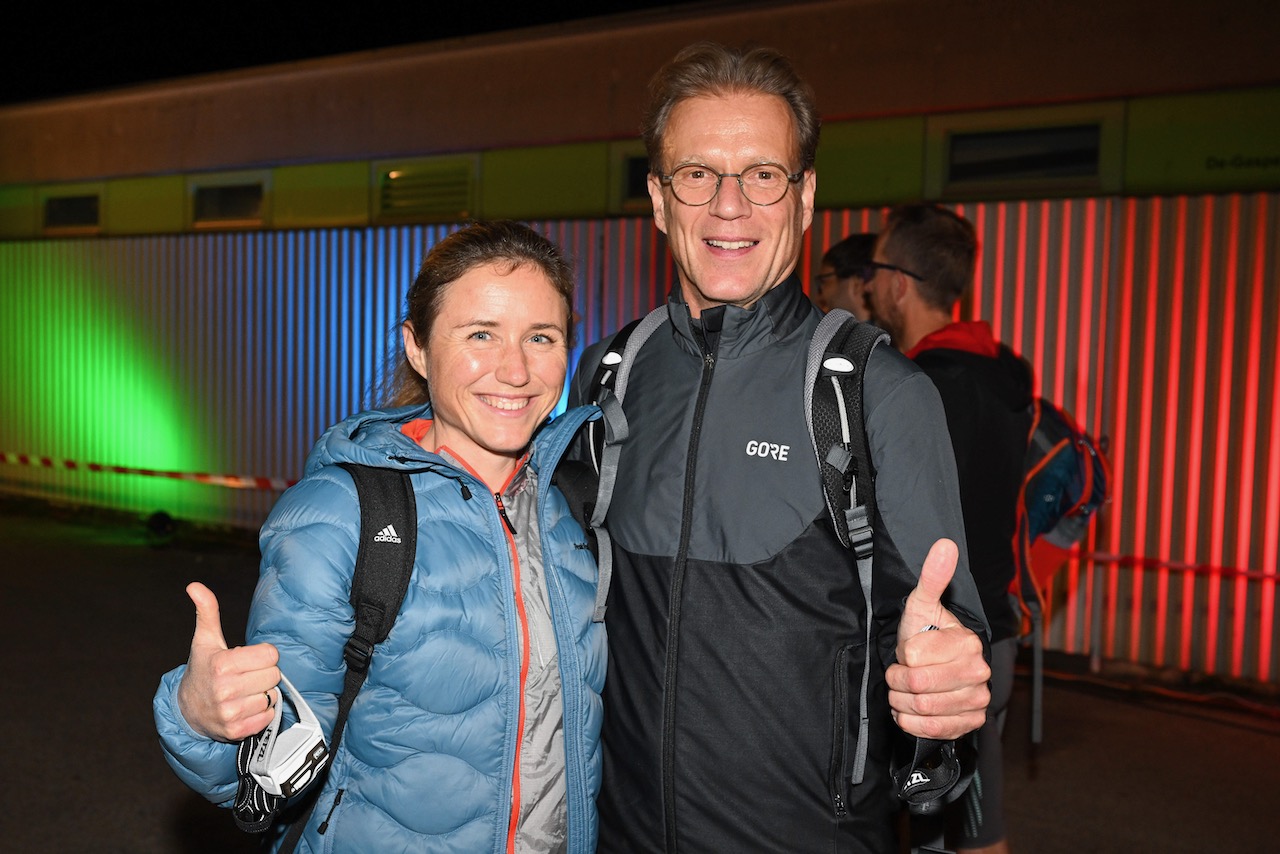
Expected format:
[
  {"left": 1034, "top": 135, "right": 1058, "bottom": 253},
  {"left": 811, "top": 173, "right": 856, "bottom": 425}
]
[
  {"left": 867, "top": 204, "right": 1033, "bottom": 854},
  {"left": 572, "top": 43, "right": 991, "bottom": 852},
  {"left": 816, "top": 232, "right": 878, "bottom": 318}
]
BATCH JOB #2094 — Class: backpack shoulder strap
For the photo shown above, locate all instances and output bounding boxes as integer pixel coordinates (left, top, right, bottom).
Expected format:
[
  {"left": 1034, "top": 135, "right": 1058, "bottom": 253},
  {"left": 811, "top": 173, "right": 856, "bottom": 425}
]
[
  {"left": 574, "top": 306, "right": 666, "bottom": 621},
  {"left": 805, "top": 309, "right": 886, "bottom": 787},
  {"left": 338, "top": 462, "right": 418, "bottom": 684},
  {"left": 276, "top": 462, "right": 417, "bottom": 852},
  {"left": 805, "top": 309, "right": 887, "bottom": 553}
]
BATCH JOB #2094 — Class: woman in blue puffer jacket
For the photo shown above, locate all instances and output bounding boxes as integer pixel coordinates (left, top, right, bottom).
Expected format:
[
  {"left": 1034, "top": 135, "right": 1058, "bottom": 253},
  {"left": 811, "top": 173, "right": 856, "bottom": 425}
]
[{"left": 153, "top": 221, "right": 606, "bottom": 853}]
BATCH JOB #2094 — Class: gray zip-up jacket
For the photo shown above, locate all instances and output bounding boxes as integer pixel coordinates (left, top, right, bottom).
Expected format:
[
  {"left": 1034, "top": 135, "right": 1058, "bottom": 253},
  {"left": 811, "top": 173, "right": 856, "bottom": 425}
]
[{"left": 570, "top": 277, "right": 987, "bottom": 853}]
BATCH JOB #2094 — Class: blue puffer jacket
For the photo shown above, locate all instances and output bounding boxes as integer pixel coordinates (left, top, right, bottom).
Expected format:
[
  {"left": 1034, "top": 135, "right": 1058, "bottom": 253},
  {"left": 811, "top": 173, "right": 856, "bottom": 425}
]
[{"left": 154, "top": 403, "right": 606, "bottom": 853}]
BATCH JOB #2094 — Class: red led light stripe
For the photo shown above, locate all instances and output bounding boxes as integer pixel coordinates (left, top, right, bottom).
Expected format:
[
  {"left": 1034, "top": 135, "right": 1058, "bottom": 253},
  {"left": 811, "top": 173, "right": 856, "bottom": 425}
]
[
  {"left": 1206, "top": 198, "right": 1242, "bottom": 674},
  {"left": 1013, "top": 203, "right": 1029, "bottom": 372},
  {"left": 1067, "top": 199, "right": 1100, "bottom": 653},
  {"left": 991, "top": 203, "right": 1007, "bottom": 343},
  {"left": 1155, "top": 198, "right": 1189, "bottom": 667},
  {"left": 1234, "top": 195, "right": 1268, "bottom": 679},
  {"left": 1033, "top": 203, "right": 1050, "bottom": 401},
  {"left": 1128, "top": 198, "right": 1161, "bottom": 664},
  {"left": 1181, "top": 197, "right": 1215, "bottom": 670},
  {"left": 1107, "top": 199, "right": 1138, "bottom": 660}
]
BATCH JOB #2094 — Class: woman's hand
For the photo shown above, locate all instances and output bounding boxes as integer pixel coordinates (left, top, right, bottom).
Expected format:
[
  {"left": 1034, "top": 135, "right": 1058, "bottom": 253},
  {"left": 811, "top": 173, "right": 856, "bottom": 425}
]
[{"left": 176, "top": 582, "right": 281, "bottom": 742}]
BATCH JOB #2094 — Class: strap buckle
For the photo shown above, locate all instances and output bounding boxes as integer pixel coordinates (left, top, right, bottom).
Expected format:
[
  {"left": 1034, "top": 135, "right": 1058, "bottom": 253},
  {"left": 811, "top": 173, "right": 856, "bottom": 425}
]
[
  {"left": 344, "top": 637, "right": 374, "bottom": 674},
  {"left": 847, "top": 504, "right": 874, "bottom": 560}
]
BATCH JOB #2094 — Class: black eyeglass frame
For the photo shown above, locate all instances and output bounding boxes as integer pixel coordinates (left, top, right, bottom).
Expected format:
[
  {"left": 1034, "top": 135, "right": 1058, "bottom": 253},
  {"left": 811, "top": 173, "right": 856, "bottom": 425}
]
[
  {"left": 657, "top": 162, "right": 805, "bottom": 207},
  {"left": 866, "top": 260, "right": 926, "bottom": 282}
]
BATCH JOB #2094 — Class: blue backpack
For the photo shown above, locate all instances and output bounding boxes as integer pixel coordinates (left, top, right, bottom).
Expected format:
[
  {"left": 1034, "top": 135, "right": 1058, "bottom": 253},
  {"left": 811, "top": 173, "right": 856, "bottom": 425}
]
[
  {"left": 1014, "top": 397, "right": 1110, "bottom": 743},
  {"left": 1019, "top": 398, "right": 1111, "bottom": 551}
]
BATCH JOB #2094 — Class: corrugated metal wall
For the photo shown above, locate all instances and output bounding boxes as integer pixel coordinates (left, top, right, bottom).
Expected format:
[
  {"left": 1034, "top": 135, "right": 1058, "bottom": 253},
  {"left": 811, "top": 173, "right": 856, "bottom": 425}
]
[{"left": 1, "top": 193, "right": 1277, "bottom": 682}]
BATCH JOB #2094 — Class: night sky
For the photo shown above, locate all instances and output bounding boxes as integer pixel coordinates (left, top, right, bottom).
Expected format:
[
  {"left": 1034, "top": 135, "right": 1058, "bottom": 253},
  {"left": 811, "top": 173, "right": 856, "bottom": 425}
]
[{"left": 6, "top": 1, "right": 716, "bottom": 106}]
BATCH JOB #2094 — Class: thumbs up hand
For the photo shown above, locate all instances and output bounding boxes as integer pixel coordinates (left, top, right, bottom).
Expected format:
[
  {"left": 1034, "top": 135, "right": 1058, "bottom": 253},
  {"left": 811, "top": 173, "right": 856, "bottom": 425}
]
[
  {"left": 885, "top": 539, "right": 990, "bottom": 741},
  {"left": 176, "top": 582, "right": 281, "bottom": 742}
]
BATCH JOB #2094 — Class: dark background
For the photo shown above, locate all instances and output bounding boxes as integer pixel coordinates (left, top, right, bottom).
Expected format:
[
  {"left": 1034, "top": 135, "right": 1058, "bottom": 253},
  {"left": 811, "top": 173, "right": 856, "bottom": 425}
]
[{"left": 4, "top": 1, "right": 718, "bottom": 106}]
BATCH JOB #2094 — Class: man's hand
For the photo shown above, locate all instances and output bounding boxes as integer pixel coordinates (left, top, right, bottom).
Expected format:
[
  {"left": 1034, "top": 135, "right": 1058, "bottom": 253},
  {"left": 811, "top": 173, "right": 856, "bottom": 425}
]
[
  {"left": 885, "top": 538, "right": 990, "bottom": 740},
  {"left": 175, "top": 582, "right": 281, "bottom": 742}
]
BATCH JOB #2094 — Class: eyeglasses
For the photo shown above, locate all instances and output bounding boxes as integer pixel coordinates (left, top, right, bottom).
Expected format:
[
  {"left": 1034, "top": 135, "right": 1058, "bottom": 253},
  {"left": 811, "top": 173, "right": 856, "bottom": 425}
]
[
  {"left": 812, "top": 271, "right": 838, "bottom": 286},
  {"left": 865, "top": 261, "right": 925, "bottom": 282},
  {"left": 658, "top": 162, "right": 804, "bottom": 207}
]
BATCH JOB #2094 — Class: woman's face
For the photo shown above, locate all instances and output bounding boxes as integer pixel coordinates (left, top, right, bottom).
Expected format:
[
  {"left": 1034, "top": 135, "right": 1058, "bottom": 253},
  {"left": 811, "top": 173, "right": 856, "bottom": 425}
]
[{"left": 404, "top": 261, "right": 569, "bottom": 488}]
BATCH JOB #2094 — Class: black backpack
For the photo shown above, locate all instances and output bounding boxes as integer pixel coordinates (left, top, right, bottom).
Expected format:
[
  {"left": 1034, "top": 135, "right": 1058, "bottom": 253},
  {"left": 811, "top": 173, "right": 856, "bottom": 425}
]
[{"left": 233, "top": 462, "right": 418, "bottom": 852}]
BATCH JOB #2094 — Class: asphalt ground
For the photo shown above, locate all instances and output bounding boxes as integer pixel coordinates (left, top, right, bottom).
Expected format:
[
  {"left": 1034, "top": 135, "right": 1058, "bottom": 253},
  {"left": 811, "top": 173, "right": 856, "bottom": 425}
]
[{"left": 2, "top": 502, "right": 1277, "bottom": 853}]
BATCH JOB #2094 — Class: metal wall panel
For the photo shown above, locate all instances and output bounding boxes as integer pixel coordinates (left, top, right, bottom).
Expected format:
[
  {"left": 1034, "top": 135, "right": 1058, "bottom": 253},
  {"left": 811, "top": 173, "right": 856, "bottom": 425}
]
[
  {"left": 811, "top": 194, "right": 1279, "bottom": 684},
  {"left": 1, "top": 195, "right": 1276, "bottom": 682}
]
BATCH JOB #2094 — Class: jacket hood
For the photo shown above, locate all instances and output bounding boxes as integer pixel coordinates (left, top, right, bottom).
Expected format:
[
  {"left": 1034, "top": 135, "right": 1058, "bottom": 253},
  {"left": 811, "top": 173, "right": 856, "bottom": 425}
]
[
  {"left": 911, "top": 322, "right": 1034, "bottom": 411},
  {"left": 906, "top": 320, "right": 999, "bottom": 360}
]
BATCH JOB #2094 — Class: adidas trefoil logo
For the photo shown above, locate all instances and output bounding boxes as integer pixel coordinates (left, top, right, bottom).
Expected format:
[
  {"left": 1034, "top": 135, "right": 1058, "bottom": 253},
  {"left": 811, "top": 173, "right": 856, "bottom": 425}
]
[{"left": 373, "top": 524, "right": 402, "bottom": 544}]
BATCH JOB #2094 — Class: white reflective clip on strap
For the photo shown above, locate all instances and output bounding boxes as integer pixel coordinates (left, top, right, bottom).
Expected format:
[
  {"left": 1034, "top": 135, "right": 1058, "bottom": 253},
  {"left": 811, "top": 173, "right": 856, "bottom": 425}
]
[{"left": 248, "top": 673, "right": 329, "bottom": 798}]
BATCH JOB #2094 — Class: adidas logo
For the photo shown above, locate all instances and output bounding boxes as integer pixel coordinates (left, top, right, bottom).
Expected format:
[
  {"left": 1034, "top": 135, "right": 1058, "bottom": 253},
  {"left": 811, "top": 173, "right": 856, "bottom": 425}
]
[{"left": 373, "top": 524, "right": 402, "bottom": 544}]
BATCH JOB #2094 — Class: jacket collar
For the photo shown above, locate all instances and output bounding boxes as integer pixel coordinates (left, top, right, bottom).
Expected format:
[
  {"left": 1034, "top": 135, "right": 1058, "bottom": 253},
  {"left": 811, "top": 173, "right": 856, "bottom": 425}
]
[{"left": 666, "top": 274, "right": 813, "bottom": 359}]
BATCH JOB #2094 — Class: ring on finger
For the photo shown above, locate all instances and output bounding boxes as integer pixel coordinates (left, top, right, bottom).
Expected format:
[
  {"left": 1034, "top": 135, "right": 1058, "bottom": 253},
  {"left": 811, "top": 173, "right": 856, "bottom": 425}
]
[{"left": 265, "top": 690, "right": 274, "bottom": 710}]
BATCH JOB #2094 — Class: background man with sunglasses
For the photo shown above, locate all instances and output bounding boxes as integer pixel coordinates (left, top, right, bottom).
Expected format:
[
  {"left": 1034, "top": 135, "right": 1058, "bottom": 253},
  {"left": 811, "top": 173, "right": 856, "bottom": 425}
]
[
  {"left": 867, "top": 203, "right": 1034, "bottom": 854},
  {"left": 572, "top": 43, "right": 991, "bottom": 852},
  {"left": 816, "top": 231, "right": 878, "bottom": 319}
]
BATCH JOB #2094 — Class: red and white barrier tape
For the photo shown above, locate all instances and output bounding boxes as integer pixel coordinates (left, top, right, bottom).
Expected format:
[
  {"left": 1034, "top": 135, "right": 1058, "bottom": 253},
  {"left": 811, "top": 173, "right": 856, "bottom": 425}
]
[{"left": 0, "top": 452, "right": 296, "bottom": 492}]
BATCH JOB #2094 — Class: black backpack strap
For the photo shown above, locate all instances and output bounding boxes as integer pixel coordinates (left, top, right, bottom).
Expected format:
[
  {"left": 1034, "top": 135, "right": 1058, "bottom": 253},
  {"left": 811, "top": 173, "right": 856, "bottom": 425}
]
[
  {"left": 805, "top": 309, "right": 887, "bottom": 787},
  {"left": 807, "top": 312, "right": 973, "bottom": 841},
  {"left": 585, "top": 316, "right": 642, "bottom": 471},
  {"left": 276, "top": 463, "right": 417, "bottom": 853},
  {"left": 572, "top": 307, "right": 664, "bottom": 620},
  {"left": 806, "top": 310, "right": 886, "bottom": 552}
]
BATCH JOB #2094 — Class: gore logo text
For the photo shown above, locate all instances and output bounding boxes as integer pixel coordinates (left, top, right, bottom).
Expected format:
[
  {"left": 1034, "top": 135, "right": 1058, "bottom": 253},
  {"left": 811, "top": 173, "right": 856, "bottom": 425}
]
[{"left": 746, "top": 440, "right": 790, "bottom": 461}]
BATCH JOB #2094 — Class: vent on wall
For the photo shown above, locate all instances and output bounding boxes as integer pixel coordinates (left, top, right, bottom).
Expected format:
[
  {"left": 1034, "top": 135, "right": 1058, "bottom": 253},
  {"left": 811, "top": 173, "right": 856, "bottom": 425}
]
[
  {"left": 925, "top": 103, "right": 1124, "bottom": 200},
  {"left": 376, "top": 158, "right": 477, "bottom": 223},
  {"left": 607, "top": 139, "right": 653, "bottom": 215},
  {"left": 949, "top": 124, "right": 1102, "bottom": 184},
  {"left": 192, "top": 182, "right": 264, "bottom": 227},
  {"left": 43, "top": 194, "right": 100, "bottom": 234}
]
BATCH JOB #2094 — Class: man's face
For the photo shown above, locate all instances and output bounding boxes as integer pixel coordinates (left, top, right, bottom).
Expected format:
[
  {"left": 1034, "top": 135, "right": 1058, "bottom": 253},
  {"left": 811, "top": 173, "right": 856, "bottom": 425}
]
[
  {"left": 865, "top": 238, "right": 905, "bottom": 339},
  {"left": 647, "top": 92, "right": 816, "bottom": 317}
]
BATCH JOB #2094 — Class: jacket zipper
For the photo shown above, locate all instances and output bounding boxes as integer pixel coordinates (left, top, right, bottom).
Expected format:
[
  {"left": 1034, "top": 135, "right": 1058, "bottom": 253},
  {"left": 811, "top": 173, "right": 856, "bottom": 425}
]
[
  {"left": 830, "top": 646, "right": 853, "bottom": 817},
  {"left": 317, "top": 788, "right": 344, "bottom": 834},
  {"left": 661, "top": 344, "right": 717, "bottom": 853},
  {"left": 497, "top": 491, "right": 529, "bottom": 854}
]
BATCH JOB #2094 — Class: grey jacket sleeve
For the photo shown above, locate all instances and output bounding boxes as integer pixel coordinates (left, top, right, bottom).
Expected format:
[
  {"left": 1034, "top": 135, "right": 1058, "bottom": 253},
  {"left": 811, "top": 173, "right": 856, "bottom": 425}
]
[{"left": 862, "top": 346, "right": 990, "bottom": 666}]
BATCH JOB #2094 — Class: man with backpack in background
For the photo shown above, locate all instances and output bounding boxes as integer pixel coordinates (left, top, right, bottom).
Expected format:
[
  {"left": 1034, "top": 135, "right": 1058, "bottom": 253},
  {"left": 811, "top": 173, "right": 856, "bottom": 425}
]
[
  {"left": 865, "top": 203, "right": 1033, "bottom": 854},
  {"left": 570, "top": 42, "right": 991, "bottom": 853}
]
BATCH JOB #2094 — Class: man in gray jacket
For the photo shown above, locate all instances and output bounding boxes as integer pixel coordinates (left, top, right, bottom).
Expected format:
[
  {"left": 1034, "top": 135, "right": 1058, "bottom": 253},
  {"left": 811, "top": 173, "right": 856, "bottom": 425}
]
[{"left": 572, "top": 42, "right": 991, "bottom": 853}]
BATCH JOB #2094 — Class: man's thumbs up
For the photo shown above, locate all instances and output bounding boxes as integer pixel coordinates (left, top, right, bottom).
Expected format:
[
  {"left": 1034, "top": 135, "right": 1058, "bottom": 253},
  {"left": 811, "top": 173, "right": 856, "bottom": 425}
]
[
  {"left": 896, "top": 539, "right": 962, "bottom": 654},
  {"left": 887, "top": 538, "right": 990, "bottom": 741},
  {"left": 176, "top": 582, "right": 281, "bottom": 742}
]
